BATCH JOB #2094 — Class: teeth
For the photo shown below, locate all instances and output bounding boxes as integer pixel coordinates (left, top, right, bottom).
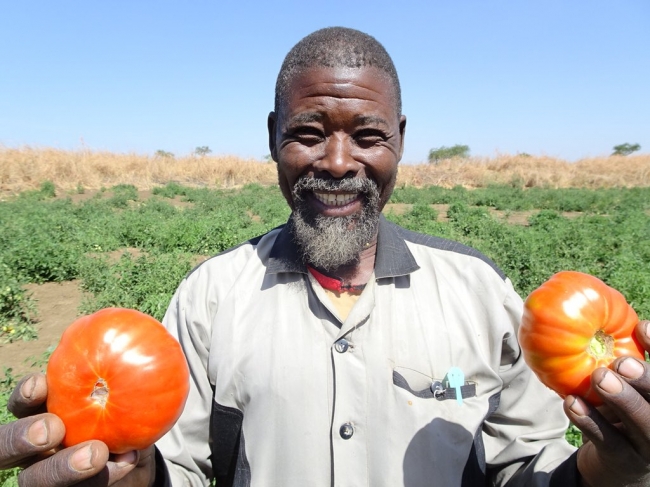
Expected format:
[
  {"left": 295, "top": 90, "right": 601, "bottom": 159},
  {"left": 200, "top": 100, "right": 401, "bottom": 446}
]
[{"left": 314, "top": 192, "right": 357, "bottom": 206}]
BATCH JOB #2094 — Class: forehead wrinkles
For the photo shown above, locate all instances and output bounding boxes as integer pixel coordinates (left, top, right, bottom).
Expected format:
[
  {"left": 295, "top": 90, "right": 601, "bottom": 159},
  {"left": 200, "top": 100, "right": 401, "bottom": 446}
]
[
  {"left": 279, "top": 67, "right": 398, "bottom": 117},
  {"left": 298, "top": 80, "right": 387, "bottom": 100},
  {"left": 281, "top": 93, "right": 397, "bottom": 129}
]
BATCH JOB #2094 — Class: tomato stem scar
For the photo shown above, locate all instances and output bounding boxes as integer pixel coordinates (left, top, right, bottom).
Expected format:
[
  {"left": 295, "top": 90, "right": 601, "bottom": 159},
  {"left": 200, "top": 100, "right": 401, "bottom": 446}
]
[
  {"left": 91, "top": 378, "right": 109, "bottom": 407},
  {"left": 589, "top": 330, "right": 614, "bottom": 359}
]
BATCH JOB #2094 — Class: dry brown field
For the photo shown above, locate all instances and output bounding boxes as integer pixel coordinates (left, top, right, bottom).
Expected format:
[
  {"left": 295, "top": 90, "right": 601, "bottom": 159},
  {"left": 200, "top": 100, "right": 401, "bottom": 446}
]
[{"left": 2, "top": 145, "right": 650, "bottom": 196}]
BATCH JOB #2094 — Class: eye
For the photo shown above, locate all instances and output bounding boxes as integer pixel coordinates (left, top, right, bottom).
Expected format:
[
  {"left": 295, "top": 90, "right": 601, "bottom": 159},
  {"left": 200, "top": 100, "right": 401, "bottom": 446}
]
[
  {"left": 354, "top": 129, "right": 387, "bottom": 148},
  {"left": 289, "top": 127, "right": 325, "bottom": 146}
]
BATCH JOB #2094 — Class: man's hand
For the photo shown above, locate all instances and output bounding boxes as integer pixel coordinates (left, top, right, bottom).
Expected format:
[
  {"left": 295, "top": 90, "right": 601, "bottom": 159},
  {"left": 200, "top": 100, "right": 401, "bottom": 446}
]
[
  {"left": 564, "top": 320, "right": 650, "bottom": 487},
  {"left": 0, "top": 373, "right": 154, "bottom": 486}
]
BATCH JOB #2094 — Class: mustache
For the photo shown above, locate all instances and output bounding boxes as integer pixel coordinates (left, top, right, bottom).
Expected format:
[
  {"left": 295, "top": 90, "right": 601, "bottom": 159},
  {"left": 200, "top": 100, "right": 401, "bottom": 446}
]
[{"left": 291, "top": 177, "right": 378, "bottom": 198}]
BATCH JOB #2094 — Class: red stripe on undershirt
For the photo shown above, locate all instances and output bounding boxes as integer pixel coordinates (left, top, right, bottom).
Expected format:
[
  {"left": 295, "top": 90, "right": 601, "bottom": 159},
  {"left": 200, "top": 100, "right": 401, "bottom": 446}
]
[
  {"left": 307, "top": 267, "right": 367, "bottom": 293},
  {"left": 307, "top": 266, "right": 343, "bottom": 292}
]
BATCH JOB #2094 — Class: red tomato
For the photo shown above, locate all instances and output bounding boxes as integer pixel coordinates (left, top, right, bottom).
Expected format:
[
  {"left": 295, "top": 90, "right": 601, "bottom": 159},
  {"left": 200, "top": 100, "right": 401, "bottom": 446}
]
[
  {"left": 46, "top": 307, "right": 190, "bottom": 453},
  {"left": 519, "top": 271, "right": 644, "bottom": 405}
]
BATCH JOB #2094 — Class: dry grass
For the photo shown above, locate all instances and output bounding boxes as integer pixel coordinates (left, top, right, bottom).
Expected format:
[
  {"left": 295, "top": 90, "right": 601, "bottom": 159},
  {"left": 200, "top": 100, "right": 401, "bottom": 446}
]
[
  {"left": 0, "top": 146, "right": 279, "bottom": 196},
  {"left": 1, "top": 146, "right": 649, "bottom": 196},
  {"left": 396, "top": 153, "right": 650, "bottom": 189}
]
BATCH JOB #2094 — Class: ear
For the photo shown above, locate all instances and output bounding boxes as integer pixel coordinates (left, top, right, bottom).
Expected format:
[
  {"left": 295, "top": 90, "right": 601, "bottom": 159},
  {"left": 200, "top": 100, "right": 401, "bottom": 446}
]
[
  {"left": 397, "top": 115, "right": 407, "bottom": 160},
  {"left": 267, "top": 112, "right": 278, "bottom": 162}
]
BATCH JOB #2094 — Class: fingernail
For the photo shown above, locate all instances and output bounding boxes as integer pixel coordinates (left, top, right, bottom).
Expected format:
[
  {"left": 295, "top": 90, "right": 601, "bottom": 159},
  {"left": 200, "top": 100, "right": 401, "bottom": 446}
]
[
  {"left": 598, "top": 370, "right": 623, "bottom": 394},
  {"left": 568, "top": 396, "right": 589, "bottom": 417},
  {"left": 114, "top": 450, "right": 138, "bottom": 468},
  {"left": 617, "top": 357, "right": 645, "bottom": 379},
  {"left": 21, "top": 376, "right": 36, "bottom": 399},
  {"left": 70, "top": 445, "right": 95, "bottom": 471},
  {"left": 27, "top": 419, "right": 49, "bottom": 446}
]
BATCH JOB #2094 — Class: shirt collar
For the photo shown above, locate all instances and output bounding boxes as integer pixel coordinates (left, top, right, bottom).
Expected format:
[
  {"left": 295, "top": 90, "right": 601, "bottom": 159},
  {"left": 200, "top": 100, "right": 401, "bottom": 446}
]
[{"left": 266, "top": 214, "right": 420, "bottom": 279}]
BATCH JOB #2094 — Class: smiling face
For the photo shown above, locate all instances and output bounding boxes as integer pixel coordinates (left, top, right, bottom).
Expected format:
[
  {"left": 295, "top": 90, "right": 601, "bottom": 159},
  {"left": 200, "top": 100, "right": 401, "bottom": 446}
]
[{"left": 268, "top": 66, "right": 406, "bottom": 270}]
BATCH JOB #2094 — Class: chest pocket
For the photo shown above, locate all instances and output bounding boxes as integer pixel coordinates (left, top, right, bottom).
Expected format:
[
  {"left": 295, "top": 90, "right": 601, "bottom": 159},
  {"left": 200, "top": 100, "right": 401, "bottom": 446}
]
[{"left": 393, "top": 366, "right": 477, "bottom": 402}]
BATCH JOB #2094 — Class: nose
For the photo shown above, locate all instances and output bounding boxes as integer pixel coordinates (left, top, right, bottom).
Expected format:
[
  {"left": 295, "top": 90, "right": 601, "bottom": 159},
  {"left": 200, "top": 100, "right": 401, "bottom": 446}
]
[{"left": 313, "top": 133, "right": 359, "bottom": 178}]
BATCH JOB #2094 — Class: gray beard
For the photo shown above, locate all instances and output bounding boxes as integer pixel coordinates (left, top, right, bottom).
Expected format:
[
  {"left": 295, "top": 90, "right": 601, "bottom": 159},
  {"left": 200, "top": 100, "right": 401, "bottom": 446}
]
[{"left": 290, "top": 177, "right": 381, "bottom": 272}]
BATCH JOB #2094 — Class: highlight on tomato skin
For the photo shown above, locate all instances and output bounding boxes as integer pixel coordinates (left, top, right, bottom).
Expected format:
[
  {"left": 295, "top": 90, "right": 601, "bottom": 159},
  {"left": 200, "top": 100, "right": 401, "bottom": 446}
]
[
  {"left": 518, "top": 271, "right": 644, "bottom": 406},
  {"left": 46, "top": 307, "right": 190, "bottom": 454}
]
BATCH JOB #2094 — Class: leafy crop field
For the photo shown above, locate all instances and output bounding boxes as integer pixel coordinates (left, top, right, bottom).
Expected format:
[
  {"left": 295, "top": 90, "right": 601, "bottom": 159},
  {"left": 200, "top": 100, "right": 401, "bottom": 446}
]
[
  {"left": 1, "top": 165, "right": 650, "bottom": 481},
  {"left": 2, "top": 182, "right": 646, "bottom": 330}
]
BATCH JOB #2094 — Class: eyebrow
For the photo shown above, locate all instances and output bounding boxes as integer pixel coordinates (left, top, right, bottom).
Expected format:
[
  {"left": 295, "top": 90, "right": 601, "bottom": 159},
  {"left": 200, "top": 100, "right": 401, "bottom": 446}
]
[
  {"left": 286, "top": 112, "right": 323, "bottom": 126},
  {"left": 285, "top": 112, "right": 390, "bottom": 128},
  {"left": 354, "top": 115, "right": 389, "bottom": 127}
]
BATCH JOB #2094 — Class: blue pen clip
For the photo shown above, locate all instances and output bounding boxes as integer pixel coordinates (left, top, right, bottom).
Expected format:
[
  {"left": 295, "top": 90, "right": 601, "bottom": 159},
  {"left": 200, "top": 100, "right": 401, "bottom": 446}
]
[{"left": 446, "top": 367, "right": 465, "bottom": 406}]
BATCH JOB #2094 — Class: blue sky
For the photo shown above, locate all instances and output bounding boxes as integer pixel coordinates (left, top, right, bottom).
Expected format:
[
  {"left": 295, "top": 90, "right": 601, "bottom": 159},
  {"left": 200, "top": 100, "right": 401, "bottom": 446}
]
[{"left": 1, "top": 1, "right": 648, "bottom": 163}]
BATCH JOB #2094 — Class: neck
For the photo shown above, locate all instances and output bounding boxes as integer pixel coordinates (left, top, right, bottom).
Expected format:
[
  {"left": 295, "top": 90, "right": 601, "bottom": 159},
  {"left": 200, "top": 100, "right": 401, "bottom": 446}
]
[{"left": 310, "top": 238, "right": 377, "bottom": 288}]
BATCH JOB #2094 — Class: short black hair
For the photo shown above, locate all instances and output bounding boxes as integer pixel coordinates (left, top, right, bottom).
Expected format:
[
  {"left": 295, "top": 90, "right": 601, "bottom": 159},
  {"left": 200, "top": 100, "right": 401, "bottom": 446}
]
[{"left": 274, "top": 27, "right": 402, "bottom": 115}]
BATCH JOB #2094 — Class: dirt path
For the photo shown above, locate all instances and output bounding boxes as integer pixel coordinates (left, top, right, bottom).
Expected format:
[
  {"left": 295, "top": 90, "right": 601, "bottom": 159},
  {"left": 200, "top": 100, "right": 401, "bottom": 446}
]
[{"left": 0, "top": 281, "right": 85, "bottom": 377}]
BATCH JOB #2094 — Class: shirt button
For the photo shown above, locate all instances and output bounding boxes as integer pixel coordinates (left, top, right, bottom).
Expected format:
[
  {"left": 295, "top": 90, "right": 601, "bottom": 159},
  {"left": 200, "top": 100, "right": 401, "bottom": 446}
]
[
  {"left": 334, "top": 338, "right": 349, "bottom": 353},
  {"left": 339, "top": 422, "right": 354, "bottom": 439}
]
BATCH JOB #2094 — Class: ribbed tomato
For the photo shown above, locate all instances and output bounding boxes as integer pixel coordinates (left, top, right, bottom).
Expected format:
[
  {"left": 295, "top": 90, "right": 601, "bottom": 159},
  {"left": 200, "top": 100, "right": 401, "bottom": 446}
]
[
  {"left": 519, "top": 271, "right": 643, "bottom": 405},
  {"left": 46, "top": 308, "right": 190, "bottom": 454}
]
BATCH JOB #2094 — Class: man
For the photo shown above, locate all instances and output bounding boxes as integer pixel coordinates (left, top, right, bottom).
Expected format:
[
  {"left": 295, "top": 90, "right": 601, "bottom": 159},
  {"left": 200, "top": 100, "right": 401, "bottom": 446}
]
[{"left": 2, "top": 26, "right": 650, "bottom": 487}]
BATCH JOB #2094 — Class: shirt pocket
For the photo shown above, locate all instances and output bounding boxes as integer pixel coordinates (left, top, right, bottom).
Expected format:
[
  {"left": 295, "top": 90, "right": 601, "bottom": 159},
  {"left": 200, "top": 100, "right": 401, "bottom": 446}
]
[{"left": 393, "top": 365, "right": 477, "bottom": 402}]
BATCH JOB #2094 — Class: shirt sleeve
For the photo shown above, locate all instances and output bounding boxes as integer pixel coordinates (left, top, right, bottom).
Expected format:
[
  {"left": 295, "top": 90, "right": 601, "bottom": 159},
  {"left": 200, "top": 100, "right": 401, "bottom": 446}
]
[
  {"left": 484, "top": 280, "right": 580, "bottom": 487},
  {"left": 154, "top": 272, "right": 216, "bottom": 487}
]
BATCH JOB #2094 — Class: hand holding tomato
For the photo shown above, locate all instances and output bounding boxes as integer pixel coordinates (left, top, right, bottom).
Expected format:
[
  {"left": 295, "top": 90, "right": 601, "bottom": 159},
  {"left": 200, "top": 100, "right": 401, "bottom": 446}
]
[
  {"left": 520, "top": 271, "right": 650, "bottom": 486},
  {"left": 563, "top": 320, "right": 650, "bottom": 487},
  {"left": 0, "top": 372, "right": 151, "bottom": 486},
  {"left": 0, "top": 307, "right": 189, "bottom": 486}
]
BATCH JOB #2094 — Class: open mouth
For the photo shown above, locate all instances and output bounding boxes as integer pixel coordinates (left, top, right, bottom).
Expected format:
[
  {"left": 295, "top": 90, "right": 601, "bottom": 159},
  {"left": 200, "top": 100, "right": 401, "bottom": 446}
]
[{"left": 313, "top": 191, "right": 359, "bottom": 207}]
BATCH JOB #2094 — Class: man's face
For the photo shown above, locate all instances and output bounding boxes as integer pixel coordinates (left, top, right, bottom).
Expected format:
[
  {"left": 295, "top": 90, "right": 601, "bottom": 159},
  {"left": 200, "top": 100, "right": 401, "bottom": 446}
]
[{"left": 268, "top": 66, "right": 406, "bottom": 270}]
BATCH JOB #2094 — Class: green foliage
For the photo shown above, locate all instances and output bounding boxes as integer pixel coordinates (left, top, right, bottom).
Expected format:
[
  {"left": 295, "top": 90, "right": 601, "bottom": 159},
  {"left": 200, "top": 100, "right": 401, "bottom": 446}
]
[
  {"left": 0, "top": 198, "right": 87, "bottom": 283},
  {"left": 113, "top": 185, "right": 287, "bottom": 255},
  {"left": 194, "top": 146, "right": 212, "bottom": 156},
  {"left": 2, "top": 182, "right": 646, "bottom": 318},
  {"left": 0, "top": 469, "right": 19, "bottom": 486},
  {"left": 391, "top": 185, "right": 467, "bottom": 205},
  {"left": 565, "top": 424, "right": 582, "bottom": 448},
  {"left": 0, "top": 183, "right": 289, "bottom": 287},
  {"left": 0, "top": 368, "right": 17, "bottom": 397},
  {"left": 78, "top": 251, "right": 196, "bottom": 321},
  {"left": 155, "top": 150, "right": 175, "bottom": 159},
  {"left": 0, "top": 262, "right": 36, "bottom": 342},
  {"left": 388, "top": 203, "right": 451, "bottom": 241},
  {"left": 106, "top": 184, "right": 139, "bottom": 209},
  {"left": 39, "top": 180, "right": 56, "bottom": 198},
  {"left": 16, "top": 180, "right": 57, "bottom": 201},
  {"left": 428, "top": 144, "right": 470, "bottom": 163},
  {"left": 390, "top": 184, "right": 650, "bottom": 213},
  {"left": 0, "top": 368, "right": 20, "bottom": 486},
  {"left": 612, "top": 143, "right": 641, "bottom": 156},
  {"left": 152, "top": 181, "right": 190, "bottom": 199},
  {"left": 385, "top": 185, "right": 650, "bottom": 320}
]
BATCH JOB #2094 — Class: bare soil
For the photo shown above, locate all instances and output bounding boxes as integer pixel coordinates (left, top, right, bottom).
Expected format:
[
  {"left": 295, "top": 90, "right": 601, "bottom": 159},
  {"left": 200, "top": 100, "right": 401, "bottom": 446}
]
[{"left": 0, "top": 281, "right": 86, "bottom": 377}]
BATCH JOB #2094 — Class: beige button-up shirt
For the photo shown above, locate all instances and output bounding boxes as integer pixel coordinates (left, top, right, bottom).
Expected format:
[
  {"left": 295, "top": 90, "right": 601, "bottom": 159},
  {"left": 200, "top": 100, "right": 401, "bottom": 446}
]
[{"left": 155, "top": 216, "right": 578, "bottom": 487}]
